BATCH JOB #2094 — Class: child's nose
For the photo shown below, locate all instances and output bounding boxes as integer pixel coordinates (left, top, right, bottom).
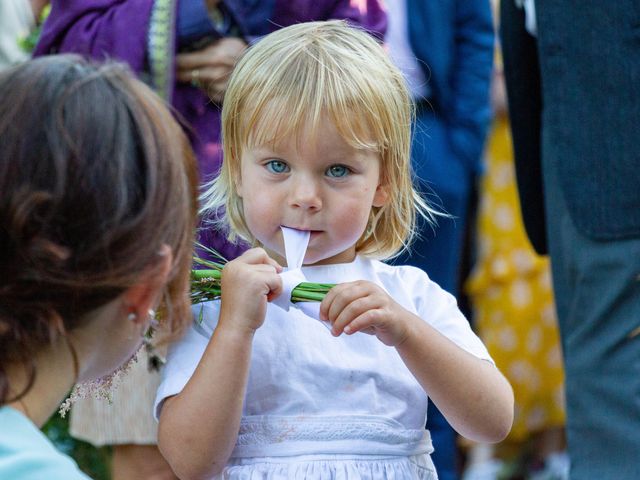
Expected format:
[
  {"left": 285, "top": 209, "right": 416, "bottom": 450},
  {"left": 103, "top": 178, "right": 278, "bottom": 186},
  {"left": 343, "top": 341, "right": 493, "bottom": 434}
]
[{"left": 289, "top": 178, "right": 322, "bottom": 210}]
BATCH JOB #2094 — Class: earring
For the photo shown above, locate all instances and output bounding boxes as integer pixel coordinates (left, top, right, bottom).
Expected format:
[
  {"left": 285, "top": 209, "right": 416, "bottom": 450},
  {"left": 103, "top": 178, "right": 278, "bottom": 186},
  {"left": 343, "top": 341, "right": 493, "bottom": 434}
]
[{"left": 126, "top": 312, "right": 137, "bottom": 340}]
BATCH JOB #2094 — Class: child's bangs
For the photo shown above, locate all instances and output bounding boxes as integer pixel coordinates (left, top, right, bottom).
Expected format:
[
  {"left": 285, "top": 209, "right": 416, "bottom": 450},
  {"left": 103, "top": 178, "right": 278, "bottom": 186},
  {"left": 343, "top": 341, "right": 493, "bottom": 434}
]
[
  {"left": 245, "top": 99, "right": 382, "bottom": 156},
  {"left": 240, "top": 39, "right": 385, "bottom": 154}
]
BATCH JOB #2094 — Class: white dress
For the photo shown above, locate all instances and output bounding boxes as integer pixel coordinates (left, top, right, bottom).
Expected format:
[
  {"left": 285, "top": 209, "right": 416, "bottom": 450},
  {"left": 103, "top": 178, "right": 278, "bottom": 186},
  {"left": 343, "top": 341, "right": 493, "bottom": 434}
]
[{"left": 155, "top": 256, "right": 493, "bottom": 479}]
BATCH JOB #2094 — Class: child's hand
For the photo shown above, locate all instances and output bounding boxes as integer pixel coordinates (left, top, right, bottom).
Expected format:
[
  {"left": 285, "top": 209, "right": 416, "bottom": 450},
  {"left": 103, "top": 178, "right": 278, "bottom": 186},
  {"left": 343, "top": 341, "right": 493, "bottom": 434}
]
[
  {"left": 319, "top": 280, "right": 412, "bottom": 346},
  {"left": 219, "top": 248, "right": 282, "bottom": 334}
]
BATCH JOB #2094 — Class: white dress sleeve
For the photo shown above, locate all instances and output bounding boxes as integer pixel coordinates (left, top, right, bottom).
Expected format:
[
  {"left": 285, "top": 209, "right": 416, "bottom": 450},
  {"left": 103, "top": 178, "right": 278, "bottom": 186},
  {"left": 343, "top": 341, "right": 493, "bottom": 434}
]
[
  {"left": 380, "top": 263, "right": 493, "bottom": 363},
  {"left": 153, "top": 301, "right": 220, "bottom": 420},
  {"left": 413, "top": 267, "right": 493, "bottom": 362}
]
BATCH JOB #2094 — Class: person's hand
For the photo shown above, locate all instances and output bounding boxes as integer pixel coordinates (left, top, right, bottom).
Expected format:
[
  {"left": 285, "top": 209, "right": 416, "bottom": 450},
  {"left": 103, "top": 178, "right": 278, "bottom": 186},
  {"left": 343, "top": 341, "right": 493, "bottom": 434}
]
[
  {"left": 176, "top": 37, "right": 247, "bottom": 103},
  {"left": 319, "top": 280, "right": 413, "bottom": 346},
  {"left": 218, "top": 248, "right": 282, "bottom": 335}
]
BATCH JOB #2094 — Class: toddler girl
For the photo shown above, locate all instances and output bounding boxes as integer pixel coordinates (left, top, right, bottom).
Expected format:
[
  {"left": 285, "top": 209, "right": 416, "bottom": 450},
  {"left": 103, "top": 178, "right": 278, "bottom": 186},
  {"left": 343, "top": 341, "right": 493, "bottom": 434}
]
[{"left": 155, "top": 20, "right": 513, "bottom": 479}]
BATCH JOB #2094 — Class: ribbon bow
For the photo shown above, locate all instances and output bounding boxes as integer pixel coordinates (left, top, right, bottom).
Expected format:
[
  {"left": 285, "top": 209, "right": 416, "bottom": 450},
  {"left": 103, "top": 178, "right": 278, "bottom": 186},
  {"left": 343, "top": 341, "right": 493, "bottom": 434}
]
[{"left": 272, "top": 227, "right": 328, "bottom": 327}]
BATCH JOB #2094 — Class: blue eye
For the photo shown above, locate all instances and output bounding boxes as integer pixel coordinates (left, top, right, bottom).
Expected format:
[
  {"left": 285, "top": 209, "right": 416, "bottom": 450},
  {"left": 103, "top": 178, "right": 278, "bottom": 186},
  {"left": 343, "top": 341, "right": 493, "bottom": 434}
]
[
  {"left": 326, "top": 165, "right": 350, "bottom": 178},
  {"left": 266, "top": 160, "right": 289, "bottom": 174}
]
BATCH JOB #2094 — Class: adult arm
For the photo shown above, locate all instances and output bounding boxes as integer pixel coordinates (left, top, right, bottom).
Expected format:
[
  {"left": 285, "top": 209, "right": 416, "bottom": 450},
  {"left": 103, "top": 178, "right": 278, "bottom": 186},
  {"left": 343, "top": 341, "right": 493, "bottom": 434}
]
[
  {"left": 446, "top": 0, "right": 495, "bottom": 172},
  {"left": 34, "top": 0, "right": 155, "bottom": 74}
]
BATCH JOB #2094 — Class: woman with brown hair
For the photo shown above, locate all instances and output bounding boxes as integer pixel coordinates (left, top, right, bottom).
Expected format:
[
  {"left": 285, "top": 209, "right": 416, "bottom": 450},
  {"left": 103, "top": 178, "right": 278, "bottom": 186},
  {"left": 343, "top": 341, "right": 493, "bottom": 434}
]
[{"left": 0, "top": 54, "right": 198, "bottom": 478}]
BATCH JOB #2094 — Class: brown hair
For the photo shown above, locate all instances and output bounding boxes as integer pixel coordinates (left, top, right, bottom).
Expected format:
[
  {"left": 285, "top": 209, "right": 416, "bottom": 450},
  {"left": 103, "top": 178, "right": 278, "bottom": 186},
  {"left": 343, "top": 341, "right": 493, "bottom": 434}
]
[{"left": 0, "top": 55, "right": 199, "bottom": 404}]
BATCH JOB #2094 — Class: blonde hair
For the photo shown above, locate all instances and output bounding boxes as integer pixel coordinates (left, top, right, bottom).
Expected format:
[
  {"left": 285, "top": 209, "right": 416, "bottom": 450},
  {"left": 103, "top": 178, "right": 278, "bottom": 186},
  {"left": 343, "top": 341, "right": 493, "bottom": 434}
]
[{"left": 201, "top": 20, "right": 437, "bottom": 259}]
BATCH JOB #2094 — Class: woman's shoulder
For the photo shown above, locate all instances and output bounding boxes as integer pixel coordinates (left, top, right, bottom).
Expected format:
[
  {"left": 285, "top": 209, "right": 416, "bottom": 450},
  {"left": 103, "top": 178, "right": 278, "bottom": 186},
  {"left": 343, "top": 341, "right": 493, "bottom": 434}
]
[{"left": 0, "top": 407, "right": 91, "bottom": 479}]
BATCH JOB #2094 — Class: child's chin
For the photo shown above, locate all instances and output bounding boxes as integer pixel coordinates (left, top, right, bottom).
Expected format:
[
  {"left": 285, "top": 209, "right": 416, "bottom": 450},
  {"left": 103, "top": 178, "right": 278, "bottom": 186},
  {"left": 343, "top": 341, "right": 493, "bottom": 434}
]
[{"left": 302, "top": 253, "right": 333, "bottom": 266}]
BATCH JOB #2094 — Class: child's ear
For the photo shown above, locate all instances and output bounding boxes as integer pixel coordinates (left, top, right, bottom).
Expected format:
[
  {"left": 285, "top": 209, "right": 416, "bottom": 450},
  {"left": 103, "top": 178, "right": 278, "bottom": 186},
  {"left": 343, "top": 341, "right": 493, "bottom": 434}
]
[{"left": 372, "top": 183, "right": 389, "bottom": 208}]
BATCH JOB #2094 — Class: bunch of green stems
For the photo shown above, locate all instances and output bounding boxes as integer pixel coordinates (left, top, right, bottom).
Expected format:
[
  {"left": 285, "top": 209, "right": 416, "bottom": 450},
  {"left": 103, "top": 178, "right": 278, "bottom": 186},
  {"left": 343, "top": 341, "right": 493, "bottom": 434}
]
[{"left": 191, "top": 247, "right": 334, "bottom": 305}]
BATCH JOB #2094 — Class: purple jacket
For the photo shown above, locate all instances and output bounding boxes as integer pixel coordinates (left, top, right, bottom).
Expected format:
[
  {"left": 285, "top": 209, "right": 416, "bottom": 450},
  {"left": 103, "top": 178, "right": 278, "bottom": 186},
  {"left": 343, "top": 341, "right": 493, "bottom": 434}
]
[{"left": 35, "top": 0, "right": 386, "bottom": 259}]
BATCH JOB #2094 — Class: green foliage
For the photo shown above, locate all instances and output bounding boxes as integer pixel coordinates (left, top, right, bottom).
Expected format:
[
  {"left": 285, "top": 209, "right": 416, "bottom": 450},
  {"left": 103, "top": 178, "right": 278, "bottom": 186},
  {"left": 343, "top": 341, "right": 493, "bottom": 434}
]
[
  {"left": 43, "top": 414, "right": 112, "bottom": 480},
  {"left": 17, "top": 5, "right": 51, "bottom": 53}
]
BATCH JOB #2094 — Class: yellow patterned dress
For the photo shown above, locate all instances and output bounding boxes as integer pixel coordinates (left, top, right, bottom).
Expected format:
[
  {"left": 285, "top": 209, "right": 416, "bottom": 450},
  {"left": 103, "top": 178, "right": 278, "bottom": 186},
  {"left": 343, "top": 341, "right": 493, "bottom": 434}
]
[{"left": 465, "top": 115, "right": 565, "bottom": 442}]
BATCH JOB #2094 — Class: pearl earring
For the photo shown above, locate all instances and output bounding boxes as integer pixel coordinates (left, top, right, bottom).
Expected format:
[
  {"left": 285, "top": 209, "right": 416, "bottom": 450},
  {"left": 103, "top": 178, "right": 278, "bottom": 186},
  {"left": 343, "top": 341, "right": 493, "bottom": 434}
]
[{"left": 127, "top": 312, "right": 138, "bottom": 322}]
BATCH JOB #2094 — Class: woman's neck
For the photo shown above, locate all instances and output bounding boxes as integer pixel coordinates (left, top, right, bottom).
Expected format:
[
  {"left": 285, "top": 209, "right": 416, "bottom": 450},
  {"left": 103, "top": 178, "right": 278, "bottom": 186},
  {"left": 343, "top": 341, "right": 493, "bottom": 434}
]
[{"left": 7, "top": 337, "right": 78, "bottom": 427}]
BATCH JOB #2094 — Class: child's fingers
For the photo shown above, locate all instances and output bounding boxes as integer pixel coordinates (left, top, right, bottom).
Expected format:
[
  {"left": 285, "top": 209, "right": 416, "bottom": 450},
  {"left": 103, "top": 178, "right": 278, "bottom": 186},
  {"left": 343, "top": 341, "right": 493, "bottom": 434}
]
[
  {"left": 237, "top": 256, "right": 283, "bottom": 297},
  {"left": 341, "top": 312, "right": 382, "bottom": 336},
  {"left": 338, "top": 282, "right": 378, "bottom": 314},
  {"left": 239, "top": 248, "right": 283, "bottom": 271},
  {"left": 244, "top": 252, "right": 283, "bottom": 299},
  {"left": 320, "top": 281, "right": 377, "bottom": 328},
  {"left": 175, "top": 50, "right": 207, "bottom": 70},
  {"left": 319, "top": 282, "right": 358, "bottom": 322},
  {"left": 265, "top": 257, "right": 283, "bottom": 273},
  {"left": 266, "top": 275, "right": 283, "bottom": 302},
  {"left": 330, "top": 295, "right": 379, "bottom": 336},
  {"left": 222, "top": 250, "right": 282, "bottom": 302}
]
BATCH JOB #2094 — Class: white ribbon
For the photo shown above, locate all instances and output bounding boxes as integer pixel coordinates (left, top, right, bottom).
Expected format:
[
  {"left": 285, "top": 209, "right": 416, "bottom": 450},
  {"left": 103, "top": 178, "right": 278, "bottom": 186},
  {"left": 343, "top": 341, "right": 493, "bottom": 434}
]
[
  {"left": 271, "top": 227, "right": 329, "bottom": 329},
  {"left": 271, "top": 227, "right": 310, "bottom": 312},
  {"left": 282, "top": 226, "right": 309, "bottom": 271}
]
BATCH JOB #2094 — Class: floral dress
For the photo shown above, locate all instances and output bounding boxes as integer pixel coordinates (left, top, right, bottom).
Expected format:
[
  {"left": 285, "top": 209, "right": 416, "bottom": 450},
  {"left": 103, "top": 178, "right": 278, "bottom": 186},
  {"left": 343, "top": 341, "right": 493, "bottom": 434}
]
[{"left": 466, "top": 115, "right": 565, "bottom": 441}]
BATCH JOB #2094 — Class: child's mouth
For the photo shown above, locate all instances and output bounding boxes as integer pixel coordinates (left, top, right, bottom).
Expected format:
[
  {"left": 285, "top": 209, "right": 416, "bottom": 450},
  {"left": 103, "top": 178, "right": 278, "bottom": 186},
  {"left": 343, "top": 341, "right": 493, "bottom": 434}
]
[{"left": 283, "top": 226, "right": 321, "bottom": 234}]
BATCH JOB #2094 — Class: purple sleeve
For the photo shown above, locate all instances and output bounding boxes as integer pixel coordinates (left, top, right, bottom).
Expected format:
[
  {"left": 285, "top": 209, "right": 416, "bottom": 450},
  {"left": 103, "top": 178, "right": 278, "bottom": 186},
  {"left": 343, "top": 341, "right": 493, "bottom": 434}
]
[
  {"left": 260, "top": 0, "right": 387, "bottom": 42},
  {"left": 327, "top": 0, "right": 387, "bottom": 39},
  {"left": 34, "top": 0, "right": 156, "bottom": 75}
]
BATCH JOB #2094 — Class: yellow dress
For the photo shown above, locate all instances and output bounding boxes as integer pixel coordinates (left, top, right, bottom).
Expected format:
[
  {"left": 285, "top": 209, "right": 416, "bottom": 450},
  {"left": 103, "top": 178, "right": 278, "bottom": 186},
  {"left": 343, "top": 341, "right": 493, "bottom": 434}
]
[{"left": 465, "top": 116, "right": 565, "bottom": 442}]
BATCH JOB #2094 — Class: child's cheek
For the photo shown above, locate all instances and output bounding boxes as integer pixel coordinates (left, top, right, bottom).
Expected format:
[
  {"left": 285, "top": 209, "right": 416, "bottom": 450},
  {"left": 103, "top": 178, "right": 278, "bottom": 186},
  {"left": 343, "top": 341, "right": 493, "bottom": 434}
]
[{"left": 243, "top": 200, "right": 279, "bottom": 245}]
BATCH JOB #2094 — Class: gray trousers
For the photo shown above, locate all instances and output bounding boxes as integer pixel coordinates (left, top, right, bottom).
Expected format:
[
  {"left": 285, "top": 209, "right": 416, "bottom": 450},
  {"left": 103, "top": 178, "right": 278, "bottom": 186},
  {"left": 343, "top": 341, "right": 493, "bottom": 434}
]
[{"left": 543, "top": 152, "right": 640, "bottom": 478}]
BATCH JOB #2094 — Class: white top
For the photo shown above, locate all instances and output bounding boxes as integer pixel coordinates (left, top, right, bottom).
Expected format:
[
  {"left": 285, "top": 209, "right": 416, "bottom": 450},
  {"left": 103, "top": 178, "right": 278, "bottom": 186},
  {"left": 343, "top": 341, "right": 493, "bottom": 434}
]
[{"left": 155, "top": 256, "right": 492, "bottom": 478}]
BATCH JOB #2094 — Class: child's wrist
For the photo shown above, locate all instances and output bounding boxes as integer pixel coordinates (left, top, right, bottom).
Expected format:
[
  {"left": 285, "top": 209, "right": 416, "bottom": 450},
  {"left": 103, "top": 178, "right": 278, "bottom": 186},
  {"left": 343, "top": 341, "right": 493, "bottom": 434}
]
[
  {"left": 214, "top": 319, "right": 258, "bottom": 342},
  {"left": 393, "top": 311, "right": 422, "bottom": 348}
]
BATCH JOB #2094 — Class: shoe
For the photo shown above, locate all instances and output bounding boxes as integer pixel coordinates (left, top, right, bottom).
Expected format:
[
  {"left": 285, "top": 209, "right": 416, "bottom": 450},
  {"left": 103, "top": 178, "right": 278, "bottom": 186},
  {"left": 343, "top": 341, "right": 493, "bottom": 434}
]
[{"left": 528, "top": 452, "right": 570, "bottom": 480}]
